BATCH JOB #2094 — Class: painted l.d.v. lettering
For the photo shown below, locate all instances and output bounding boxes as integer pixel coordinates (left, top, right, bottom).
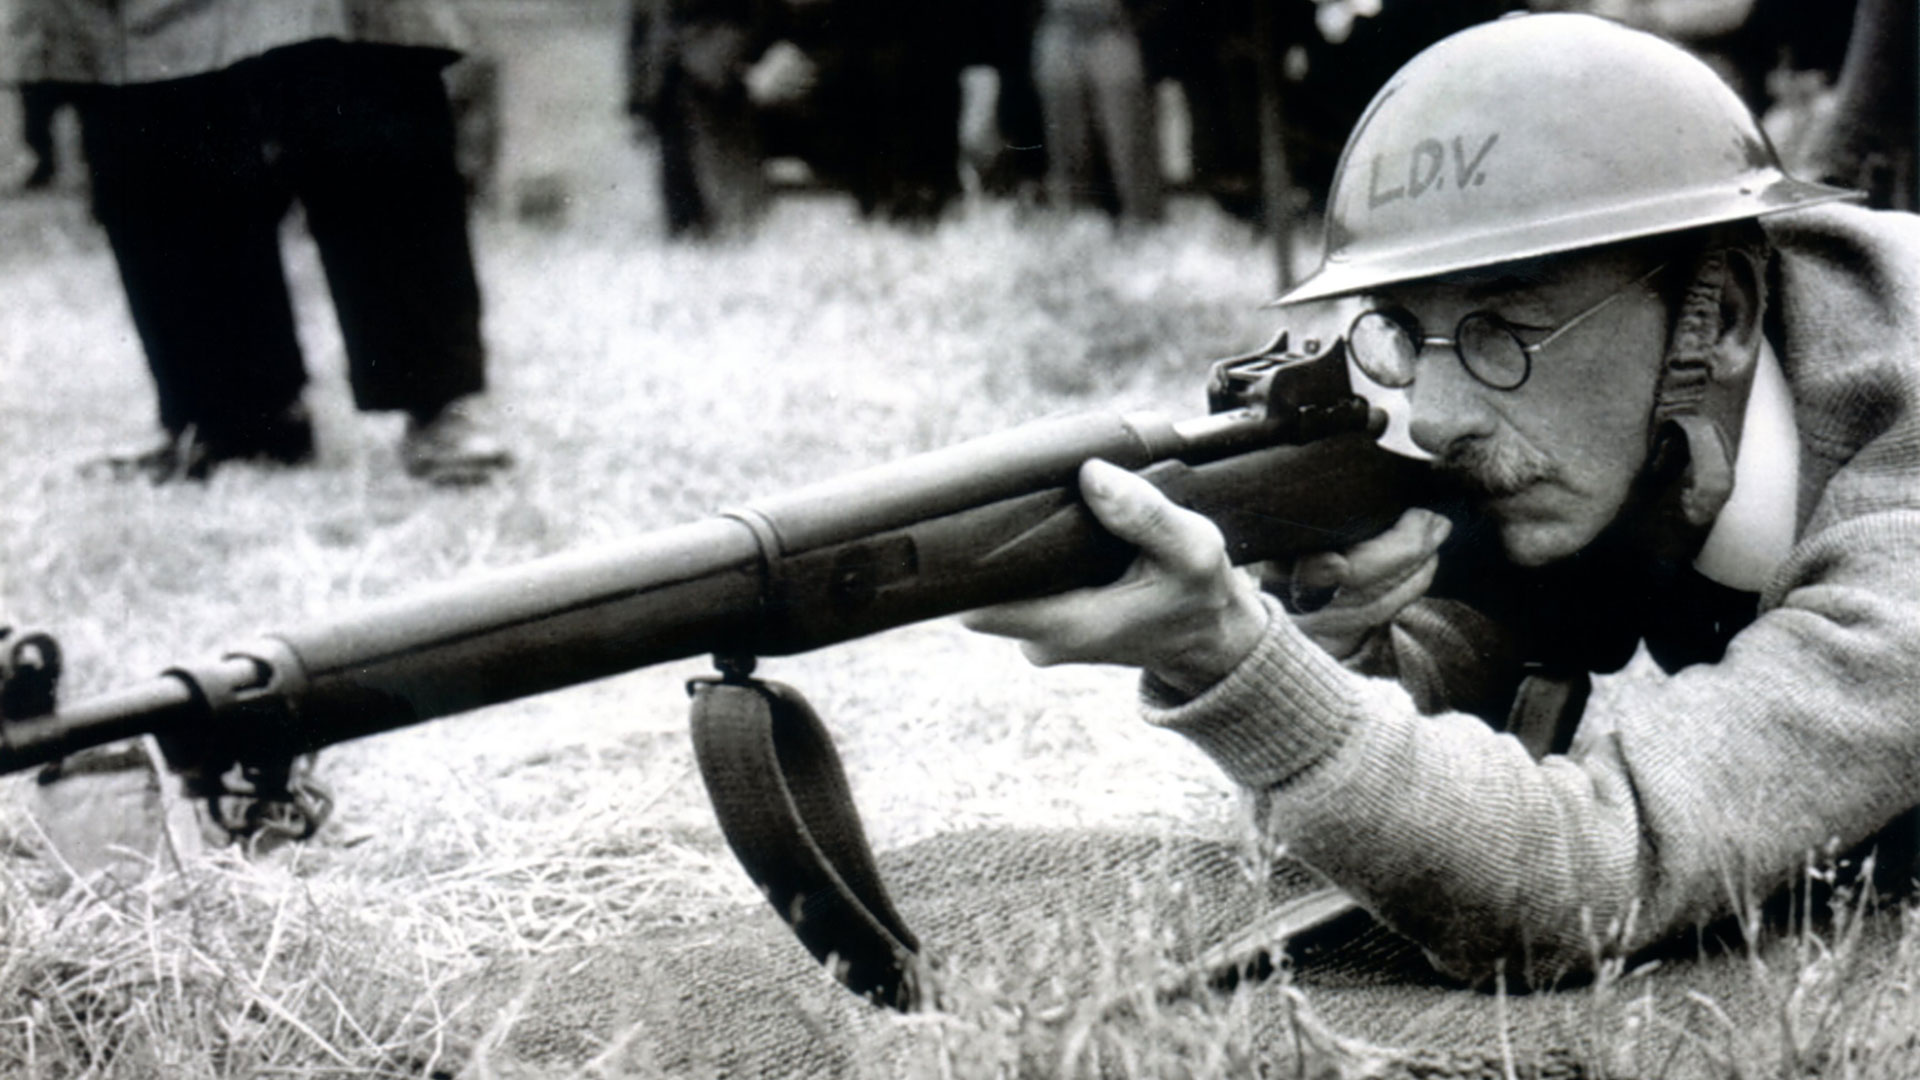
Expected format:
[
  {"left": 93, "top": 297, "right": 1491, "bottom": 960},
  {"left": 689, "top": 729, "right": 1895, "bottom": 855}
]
[{"left": 1368, "top": 133, "right": 1500, "bottom": 209}]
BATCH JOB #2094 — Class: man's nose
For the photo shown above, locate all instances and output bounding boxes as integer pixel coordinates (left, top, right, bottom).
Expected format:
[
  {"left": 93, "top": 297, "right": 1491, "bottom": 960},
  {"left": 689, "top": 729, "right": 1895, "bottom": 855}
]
[{"left": 1406, "top": 351, "right": 1496, "bottom": 456}]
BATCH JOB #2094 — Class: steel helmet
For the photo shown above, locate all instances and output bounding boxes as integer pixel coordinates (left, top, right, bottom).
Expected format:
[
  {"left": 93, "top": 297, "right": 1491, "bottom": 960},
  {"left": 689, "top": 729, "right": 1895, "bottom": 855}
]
[{"left": 1278, "top": 12, "right": 1857, "bottom": 305}]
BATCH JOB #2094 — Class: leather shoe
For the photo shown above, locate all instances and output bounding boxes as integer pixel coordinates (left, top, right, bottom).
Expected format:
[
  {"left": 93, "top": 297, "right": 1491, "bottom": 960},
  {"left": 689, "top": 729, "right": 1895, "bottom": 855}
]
[
  {"left": 84, "top": 428, "right": 215, "bottom": 483},
  {"left": 401, "top": 395, "right": 513, "bottom": 485},
  {"left": 85, "top": 404, "right": 316, "bottom": 483}
]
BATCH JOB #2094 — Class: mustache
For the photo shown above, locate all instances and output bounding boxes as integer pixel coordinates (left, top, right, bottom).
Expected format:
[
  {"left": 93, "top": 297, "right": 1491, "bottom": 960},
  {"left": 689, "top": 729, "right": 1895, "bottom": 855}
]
[{"left": 1438, "top": 437, "right": 1556, "bottom": 498}]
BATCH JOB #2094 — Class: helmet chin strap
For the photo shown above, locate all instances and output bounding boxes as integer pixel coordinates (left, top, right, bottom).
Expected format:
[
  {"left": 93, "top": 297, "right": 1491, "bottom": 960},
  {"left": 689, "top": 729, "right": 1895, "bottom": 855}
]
[{"left": 1643, "top": 246, "right": 1763, "bottom": 535}]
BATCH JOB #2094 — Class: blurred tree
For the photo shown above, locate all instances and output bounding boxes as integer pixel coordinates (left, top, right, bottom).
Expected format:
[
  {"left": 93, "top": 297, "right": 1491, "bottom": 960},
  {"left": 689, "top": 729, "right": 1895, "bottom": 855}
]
[{"left": 1799, "top": 0, "right": 1917, "bottom": 210}]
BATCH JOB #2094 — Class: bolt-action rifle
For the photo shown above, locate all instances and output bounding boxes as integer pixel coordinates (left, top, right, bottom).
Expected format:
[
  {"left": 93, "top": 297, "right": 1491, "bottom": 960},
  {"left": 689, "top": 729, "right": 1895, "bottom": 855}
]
[{"left": 0, "top": 331, "right": 1444, "bottom": 1009}]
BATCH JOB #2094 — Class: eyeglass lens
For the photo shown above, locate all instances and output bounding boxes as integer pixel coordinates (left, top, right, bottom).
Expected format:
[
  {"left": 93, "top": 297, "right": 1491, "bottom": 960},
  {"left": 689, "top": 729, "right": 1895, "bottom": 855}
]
[
  {"left": 1348, "top": 310, "right": 1532, "bottom": 392},
  {"left": 1349, "top": 311, "right": 1419, "bottom": 388},
  {"left": 1456, "top": 314, "right": 1529, "bottom": 390}
]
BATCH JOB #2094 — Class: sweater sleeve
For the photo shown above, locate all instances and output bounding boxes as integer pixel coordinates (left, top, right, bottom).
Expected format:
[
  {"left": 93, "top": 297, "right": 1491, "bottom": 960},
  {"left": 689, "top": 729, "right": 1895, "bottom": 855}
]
[{"left": 1145, "top": 509, "right": 1920, "bottom": 984}]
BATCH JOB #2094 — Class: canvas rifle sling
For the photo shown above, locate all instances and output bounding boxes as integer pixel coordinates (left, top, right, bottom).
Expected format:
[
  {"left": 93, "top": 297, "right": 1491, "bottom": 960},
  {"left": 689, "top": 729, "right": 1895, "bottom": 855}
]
[
  {"left": 688, "top": 658, "right": 1598, "bottom": 1014},
  {"left": 688, "top": 670, "right": 929, "bottom": 1011}
]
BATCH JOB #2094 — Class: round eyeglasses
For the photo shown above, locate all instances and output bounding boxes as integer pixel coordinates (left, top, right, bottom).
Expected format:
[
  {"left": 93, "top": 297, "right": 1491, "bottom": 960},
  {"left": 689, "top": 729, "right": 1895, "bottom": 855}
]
[{"left": 1347, "top": 263, "right": 1668, "bottom": 392}]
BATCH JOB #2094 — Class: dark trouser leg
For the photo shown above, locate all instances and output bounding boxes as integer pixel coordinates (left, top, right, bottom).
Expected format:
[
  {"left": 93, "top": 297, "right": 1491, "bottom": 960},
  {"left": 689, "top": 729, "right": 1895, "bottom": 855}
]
[
  {"left": 680, "top": 82, "right": 769, "bottom": 234},
  {"left": 654, "top": 82, "right": 715, "bottom": 236},
  {"left": 861, "top": 44, "right": 961, "bottom": 224},
  {"left": 20, "top": 82, "right": 64, "bottom": 186},
  {"left": 257, "top": 42, "right": 487, "bottom": 419},
  {"left": 993, "top": 62, "right": 1050, "bottom": 195},
  {"left": 74, "top": 77, "right": 308, "bottom": 450}
]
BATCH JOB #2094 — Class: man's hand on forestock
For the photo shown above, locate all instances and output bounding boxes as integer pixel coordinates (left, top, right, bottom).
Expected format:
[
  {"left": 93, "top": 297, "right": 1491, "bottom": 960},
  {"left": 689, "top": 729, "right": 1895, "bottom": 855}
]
[
  {"left": 961, "top": 458, "right": 1269, "bottom": 698},
  {"left": 1283, "top": 508, "right": 1451, "bottom": 660}
]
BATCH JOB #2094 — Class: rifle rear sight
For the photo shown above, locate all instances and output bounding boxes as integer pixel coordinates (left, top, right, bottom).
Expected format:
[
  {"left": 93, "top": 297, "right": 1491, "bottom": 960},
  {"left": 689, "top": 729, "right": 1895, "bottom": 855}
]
[{"left": 1204, "top": 331, "right": 1375, "bottom": 443}]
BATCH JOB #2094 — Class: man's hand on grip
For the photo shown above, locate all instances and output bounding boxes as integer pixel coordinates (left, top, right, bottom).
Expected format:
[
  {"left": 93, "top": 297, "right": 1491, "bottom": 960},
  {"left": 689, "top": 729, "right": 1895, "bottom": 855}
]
[
  {"left": 961, "top": 458, "right": 1269, "bottom": 697},
  {"left": 1285, "top": 508, "right": 1450, "bottom": 660}
]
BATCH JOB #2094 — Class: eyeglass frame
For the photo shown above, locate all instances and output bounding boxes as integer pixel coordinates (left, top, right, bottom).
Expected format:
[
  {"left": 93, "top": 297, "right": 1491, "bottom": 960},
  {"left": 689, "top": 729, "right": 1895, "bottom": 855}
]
[{"left": 1347, "top": 262, "right": 1670, "bottom": 393}]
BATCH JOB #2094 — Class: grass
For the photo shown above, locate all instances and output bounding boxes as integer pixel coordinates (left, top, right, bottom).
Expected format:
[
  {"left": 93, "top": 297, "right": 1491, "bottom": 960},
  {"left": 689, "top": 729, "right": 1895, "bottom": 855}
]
[{"left": 2, "top": 10, "right": 1918, "bottom": 1079}]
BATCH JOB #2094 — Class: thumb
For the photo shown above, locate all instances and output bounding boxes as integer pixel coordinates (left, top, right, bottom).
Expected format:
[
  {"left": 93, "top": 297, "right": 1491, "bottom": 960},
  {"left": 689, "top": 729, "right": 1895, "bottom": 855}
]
[{"left": 1079, "top": 458, "right": 1194, "bottom": 558}]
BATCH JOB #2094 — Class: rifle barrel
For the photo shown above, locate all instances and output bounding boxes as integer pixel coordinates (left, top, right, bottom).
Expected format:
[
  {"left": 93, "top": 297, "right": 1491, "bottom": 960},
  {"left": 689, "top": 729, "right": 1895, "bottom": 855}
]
[{"left": 0, "top": 669, "right": 209, "bottom": 773}]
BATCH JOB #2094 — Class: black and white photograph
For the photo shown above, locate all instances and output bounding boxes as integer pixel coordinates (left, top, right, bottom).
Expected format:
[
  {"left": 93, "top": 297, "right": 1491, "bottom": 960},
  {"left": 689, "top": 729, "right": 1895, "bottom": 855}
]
[{"left": 0, "top": 0, "right": 1916, "bottom": 1076}]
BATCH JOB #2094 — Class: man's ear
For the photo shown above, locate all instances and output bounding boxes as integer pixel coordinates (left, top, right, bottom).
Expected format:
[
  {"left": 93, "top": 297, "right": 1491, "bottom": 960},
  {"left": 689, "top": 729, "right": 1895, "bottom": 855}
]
[{"left": 1708, "top": 245, "right": 1765, "bottom": 384}]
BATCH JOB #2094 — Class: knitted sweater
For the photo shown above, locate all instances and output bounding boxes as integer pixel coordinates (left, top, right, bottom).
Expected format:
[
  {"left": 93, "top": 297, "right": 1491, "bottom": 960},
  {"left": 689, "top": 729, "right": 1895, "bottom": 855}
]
[{"left": 1147, "top": 202, "right": 1920, "bottom": 983}]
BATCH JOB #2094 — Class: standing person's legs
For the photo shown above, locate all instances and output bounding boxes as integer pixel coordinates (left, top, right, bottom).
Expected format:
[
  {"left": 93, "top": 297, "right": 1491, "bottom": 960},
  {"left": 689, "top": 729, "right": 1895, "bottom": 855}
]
[
  {"left": 992, "top": 57, "right": 1050, "bottom": 199},
  {"left": 20, "top": 82, "right": 63, "bottom": 188},
  {"left": 257, "top": 41, "right": 507, "bottom": 481},
  {"left": 258, "top": 42, "right": 485, "bottom": 419},
  {"left": 75, "top": 75, "right": 312, "bottom": 478},
  {"left": 869, "top": 43, "right": 963, "bottom": 225},
  {"left": 675, "top": 21, "right": 770, "bottom": 235},
  {"left": 682, "top": 81, "right": 770, "bottom": 234},
  {"left": 656, "top": 79, "right": 717, "bottom": 236},
  {"left": 1032, "top": 20, "right": 1096, "bottom": 211},
  {"left": 1086, "top": 28, "right": 1162, "bottom": 224}
]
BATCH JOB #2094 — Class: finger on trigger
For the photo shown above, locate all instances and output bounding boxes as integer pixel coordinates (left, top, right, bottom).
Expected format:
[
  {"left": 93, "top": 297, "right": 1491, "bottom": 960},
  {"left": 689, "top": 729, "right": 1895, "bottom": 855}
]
[
  {"left": 1292, "top": 552, "right": 1349, "bottom": 592},
  {"left": 1288, "top": 552, "right": 1347, "bottom": 614},
  {"left": 1296, "top": 551, "right": 1441, "bottom": 649},
  {"left": 1345, "top": 510, "right": 1449, "bottom": 579}
]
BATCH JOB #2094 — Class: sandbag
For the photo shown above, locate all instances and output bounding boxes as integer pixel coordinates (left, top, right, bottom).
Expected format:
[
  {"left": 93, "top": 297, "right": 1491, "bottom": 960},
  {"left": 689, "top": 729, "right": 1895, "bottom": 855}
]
[{"left": 450, "top": 828, "right": 1911, "bottom": 1079}]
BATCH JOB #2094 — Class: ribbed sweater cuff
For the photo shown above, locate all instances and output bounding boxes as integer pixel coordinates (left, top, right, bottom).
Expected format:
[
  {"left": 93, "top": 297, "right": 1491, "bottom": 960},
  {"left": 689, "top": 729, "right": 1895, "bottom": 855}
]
[{"left": 1141, "top": 594, "right": 1361, "bottom": 789}]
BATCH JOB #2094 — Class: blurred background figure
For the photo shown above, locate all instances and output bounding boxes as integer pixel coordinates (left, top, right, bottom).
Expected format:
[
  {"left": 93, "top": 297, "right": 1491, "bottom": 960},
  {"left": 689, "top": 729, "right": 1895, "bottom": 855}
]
[
  {"left": 626, "top": 0, "right": 785, "bottom": 238},
  {"left": 4, "top": 0, "right": 510, "bottom": 485},
  {"left": 1145, "top": 0, "right": 1519, "bottom": 232},
  {"left": 443, "top": 51, "right": 504, "bottom": 209},
  {"left": 614, "top": 0, "right": 1552, "bottom": 240},
  {"left": 627, "top": 0, "right": 972, "bottom": 230},
  {"left": 762, "top": 0, "right": 968, "bottom": 225},
  {"left": 954, "top": 0, "right": 1049, "bottom": 203},
  {"left": 1030, "top": 0, "right": 1164, "bottom": 223},
  {"left": 14, "top": 79, "right": 72, "bottom": 189},
  {"left": 1141, "top": 0, "right": 1278, "bottom": 225}
]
